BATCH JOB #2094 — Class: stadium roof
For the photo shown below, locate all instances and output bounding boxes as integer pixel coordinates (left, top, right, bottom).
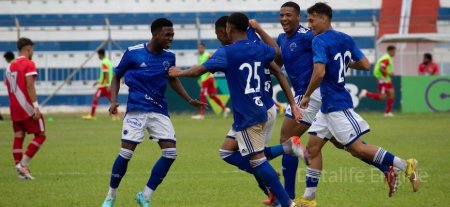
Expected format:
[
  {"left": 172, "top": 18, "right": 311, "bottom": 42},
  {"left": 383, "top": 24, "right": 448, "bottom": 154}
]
[{"left": 377, "top": 33, "right": 450, "bottom": 44}]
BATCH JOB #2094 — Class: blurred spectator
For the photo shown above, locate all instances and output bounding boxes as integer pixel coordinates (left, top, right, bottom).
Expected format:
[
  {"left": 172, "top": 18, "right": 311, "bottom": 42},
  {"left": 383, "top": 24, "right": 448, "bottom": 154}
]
[{"left": 418, "top": 53, "right": 439, "bottom": 75}]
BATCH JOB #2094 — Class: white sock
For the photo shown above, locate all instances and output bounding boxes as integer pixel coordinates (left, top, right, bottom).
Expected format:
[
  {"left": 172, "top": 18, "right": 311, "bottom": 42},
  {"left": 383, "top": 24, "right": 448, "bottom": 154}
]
[
  {"left": 303, "top": 187, "right": 317, "bottom": 200},
  {"left": 143, "top": 186, "right": 154, "bottom": 200},
  {"left": 394, "top": 157, "right": 407, "bottom": 171},
  {"left": 21, "top": 155, "right": 31, "bottom": 167},
  {"left": 281, "top": 139, "right": 292, "bottom": 154},
  {"left": 108, "top": 187, "right": 117, "bottom": 198}
]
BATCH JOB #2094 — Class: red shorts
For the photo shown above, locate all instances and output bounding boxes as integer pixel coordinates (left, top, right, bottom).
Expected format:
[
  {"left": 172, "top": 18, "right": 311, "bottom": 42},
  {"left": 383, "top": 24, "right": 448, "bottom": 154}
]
[
  {"left": 377, "top": 81, "right": 394, "bottom": 94},
  {"left": 95, "top": 87, "right": 111, "bottom": 99},
  {"left": 200, "top": 78, "right": 217, "bottom": 96},
  {"left": 13, "top": 116, "right": 46, "bottom": 134}
]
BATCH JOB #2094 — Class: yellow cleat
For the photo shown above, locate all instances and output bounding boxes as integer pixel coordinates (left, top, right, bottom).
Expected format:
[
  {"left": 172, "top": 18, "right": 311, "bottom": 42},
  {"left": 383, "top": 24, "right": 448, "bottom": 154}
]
[
  {"left": 295, "top": 197, "right": 317, "bottom": 207},
  {"left": 278, "top": 104, "right": 286, "bottom": 115},
  {"left": 405, "top": 159, "right": 420, "bottom": 192},
  {"left": 81, "top": 114, "right": 95, "bottom": 120},
  {"left": 111, "top": 115, "right": 121, "bottom": 121}
]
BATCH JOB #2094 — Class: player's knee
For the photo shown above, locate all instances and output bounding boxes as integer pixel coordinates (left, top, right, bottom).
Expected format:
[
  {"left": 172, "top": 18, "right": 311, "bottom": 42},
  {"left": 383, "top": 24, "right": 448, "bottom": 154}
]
[
  {"left": 162, "top": 148, "right": 177, "bottom": 160},
  {"left": 306, "top": 143, "right": 321, "bottom": 158},
  {"left": 330, "top": 138, "right": 344, "bottom": 150},
  {"left": 119, "top": 148, "right": 134, "bottom": 160}
]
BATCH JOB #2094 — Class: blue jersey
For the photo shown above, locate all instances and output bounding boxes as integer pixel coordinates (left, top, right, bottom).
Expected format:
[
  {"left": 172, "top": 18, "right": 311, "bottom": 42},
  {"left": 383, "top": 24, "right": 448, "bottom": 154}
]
[
  {"left": 247, "top": 27, "right": 275, "bottom": 109},
  {"left": 312, "top": 30, "right": 365, "bottom": 113},
  {"left": 277, "top": 25, "right": 314, "bottom": 96},
  {"left": 115, "top": 43, "right": 175, "bottom": 116},
  {"left": 203, "top": 40, "right": 275, "bottom": 131}
]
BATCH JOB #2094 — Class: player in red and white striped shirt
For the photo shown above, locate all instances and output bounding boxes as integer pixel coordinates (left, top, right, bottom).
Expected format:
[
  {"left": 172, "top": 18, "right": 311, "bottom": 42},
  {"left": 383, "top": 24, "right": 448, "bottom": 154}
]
[{"left": 5, "top": 37, "right": 46, "bottom": 180}]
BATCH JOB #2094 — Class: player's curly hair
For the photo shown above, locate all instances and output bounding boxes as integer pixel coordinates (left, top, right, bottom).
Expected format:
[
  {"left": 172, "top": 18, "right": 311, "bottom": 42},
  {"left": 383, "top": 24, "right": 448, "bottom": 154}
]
[
  {"left": 281, "top": 1, "right": 300, "bottom": 14},
  {"left": 227, "top": 12, "right": 248, "bottom": 32},
  {"left": 307, "top": 2, "right": 332, "bottom": 20},
  {"left": 151, "top": 18, "right": 173, "bottom": 34},
  {"left": 17, "top": 37, "right": 34, "bottom": 51}
]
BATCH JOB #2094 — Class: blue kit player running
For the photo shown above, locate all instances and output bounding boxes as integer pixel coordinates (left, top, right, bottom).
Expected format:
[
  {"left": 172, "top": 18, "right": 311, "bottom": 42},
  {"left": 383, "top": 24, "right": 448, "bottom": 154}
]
[
  {"left": 252, "top": 2, "right": 399, "bottom": 202},
  {"left": 101, "top": 18, "right": 206, "bottom": 207},
  {"left": 169, "top": 12, "right": 300, "bottom": 207},
  {"left": 298, "top": 3, "right": 420, "bottom": 206}
]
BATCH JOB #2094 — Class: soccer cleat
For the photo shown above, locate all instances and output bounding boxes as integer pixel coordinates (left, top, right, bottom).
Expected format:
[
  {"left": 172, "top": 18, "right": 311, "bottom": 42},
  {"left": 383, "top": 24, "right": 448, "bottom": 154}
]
[
  {"left": 384, "top": 112, "right": 394, "bottom": 117},
  {"left": 82, "top": 114, "right": 96, "bottom": 120},
  {"left": 385, "top": 166, "right": 399, "bottom": 197},
  {"left": 15, "top": 163, "right": 34, "bottom": 180},
  {"left": 191, "top": 114, "right": 205, "bottom": 120},
  {"left": 291, "top": 136, "right": 310, "bottom": 165},
  {"left": 136, "top": 192, "right": 151, "bottom": 207},
  {"left": 296, "top": 197, "right": 317, "bottom": 207},
  {"left": 101, "top": 195, "right": 116, "bottom": 207},
  {"left": 405, "top": 159, "right": 420, "bottom": 192},
  {"left": 223, "top": 107, "right": 231, "bottom": 118},
  {"left": 358, "top": 89, "right": 367, "bottom": 99},
  {"left": 262, "top": 192, "right": 280, "bottom": 207},
  {"left": 278, "top": 104, "right": 286, "bottom": 115}
]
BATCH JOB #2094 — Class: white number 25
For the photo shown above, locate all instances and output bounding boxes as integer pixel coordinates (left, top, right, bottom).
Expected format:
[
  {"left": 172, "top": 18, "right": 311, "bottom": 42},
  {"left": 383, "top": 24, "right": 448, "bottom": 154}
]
[{"left": 239, "top": 62, "right": 261, "bottom": 94}]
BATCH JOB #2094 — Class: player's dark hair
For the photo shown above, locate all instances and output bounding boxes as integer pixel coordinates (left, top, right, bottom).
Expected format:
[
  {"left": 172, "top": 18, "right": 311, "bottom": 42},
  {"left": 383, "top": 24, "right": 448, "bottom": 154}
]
[
  {"left": 387, "top": 45, "right": 396, "bottom": 51},
  {"left": 97, "top": 48, "right": 105, "bottom": 56},
  {"left": 199, "top": 42, "right": 206, "bottom": 47},
  {"left": 307, "top": 2, "right": 332, "bottom": 20},
  {"left": 227, "top": 12, "right": 249, "bottom": 32},
  {"left": 17, "top": 37, "right": 34, "bottom": 50},
  {"left": 424, "top": 53, "right": 432, "bottom": 61},
  {"left": 215, "top": 16, "right": 229, "bottom": 28},
  {"left": 281, "top": 1, "right": 300, "bottom": 14},
  {"left": 151, "top": 18, "right": 173, "bottom": 34},
  {"left": 3, "top": 51, "right": 15, "bottom": 61}
]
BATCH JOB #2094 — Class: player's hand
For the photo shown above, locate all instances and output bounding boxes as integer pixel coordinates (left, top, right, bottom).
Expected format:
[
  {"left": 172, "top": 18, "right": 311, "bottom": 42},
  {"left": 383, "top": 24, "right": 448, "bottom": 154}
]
[
  {"left": 291, "top": 104, "right": 303, "bottom": 123},
  {"left": 109, "top": 102, "right": 119, "bottom": 115},
  {"left": 93, "top": 81, "right": 98, "bottom": 87},
  {"left": 168, "top": 67, "right": 182, "bottom": 77},
  {"left": 249, "top": 19, "right": 262, "bottom": 31},
  {"left": 33, "top": 107, "right": 42, "bottom": 120},
  {"left": 300, "top": 96, "right": 310, "bottom": 109},
  {"left": 188, "top": 99, "right": 208, "bottom": 108}
]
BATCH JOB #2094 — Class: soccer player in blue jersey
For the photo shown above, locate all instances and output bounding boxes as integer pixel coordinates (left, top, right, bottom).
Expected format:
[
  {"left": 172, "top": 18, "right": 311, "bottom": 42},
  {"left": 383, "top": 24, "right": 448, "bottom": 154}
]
[
  {"left": 169, "top": 12, "right": 300, "bottom": 207},
  {"left": 251, "top": 2, "right": 399, "bottom": 202},
  {"left": 298, "top": 3, "right": 420, "bottom": 206},
  {"left": 101, "top": 18, "right": 206, "bottom": 207},
  {"left": 212, "top": 16, "right": 306, "bottom": 207}
]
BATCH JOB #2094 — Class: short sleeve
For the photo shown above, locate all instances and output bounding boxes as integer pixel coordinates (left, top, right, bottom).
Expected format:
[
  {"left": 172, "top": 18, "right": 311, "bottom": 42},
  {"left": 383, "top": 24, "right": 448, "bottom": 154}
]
[
  {"left": 202, "top": 47, "right": 227, "bottom": 73},
  {"left": 114, "top": 49, "right": 132, "bottom": 77},
  {"left": 247, "top": 28, "right": 261, "bottom": 42},
  {"left": 25, "top": 61, "right": 37, "bottom": 76},
  {"left": 350, "top": 37, "right": 366, "bottom": 62},
  {"left": 312, "top": 37, "right": 328, "bottom": 64}
]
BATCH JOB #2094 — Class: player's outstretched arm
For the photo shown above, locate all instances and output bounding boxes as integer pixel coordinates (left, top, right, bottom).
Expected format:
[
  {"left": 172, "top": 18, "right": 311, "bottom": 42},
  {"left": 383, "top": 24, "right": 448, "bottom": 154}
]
[
  {"left": 348, "top": 57, "right": 370, "bottom": 71},
  {"left": 249, "top": 19, "right": 281, "bottom": 58},
  {"left": 168, "top": 65, "right": 208, "bottom": 78},
  {"left": 109, "top": 74, "right": 121, "bottom": 115},
  {"left": 300, "top": 63, "right": 325, "bottom": 109},
  {"left": 168, "top": 76, "right": 207, "bottom": 108},
  {"left": 26, "top": 75, "right": 41, "bottom": 120},
  {"left": 268, "top": 62, "right": 302, "bottom": 121}
]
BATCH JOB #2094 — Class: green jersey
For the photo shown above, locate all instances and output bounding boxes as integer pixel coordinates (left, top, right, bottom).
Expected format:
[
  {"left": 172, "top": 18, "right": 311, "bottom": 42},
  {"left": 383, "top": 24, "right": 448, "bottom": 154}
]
[
  {"left": 98, "top": 57, "right": 113, "bottom": 87},
  {"left": 198, "top": 51, "right": 213, "bottom": 82},
  {"left": 373, "top": 54, "right": 393, "bottom": 82}
]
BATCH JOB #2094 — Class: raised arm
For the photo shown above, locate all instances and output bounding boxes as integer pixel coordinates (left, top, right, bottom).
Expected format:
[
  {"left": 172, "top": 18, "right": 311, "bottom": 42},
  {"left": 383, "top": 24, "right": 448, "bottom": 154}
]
[
  {"left": 168, "top": 65, "right": 208, "bottom": 78},
  {"left": 249, "top": 19, "right": 283, "bottom": 67}
]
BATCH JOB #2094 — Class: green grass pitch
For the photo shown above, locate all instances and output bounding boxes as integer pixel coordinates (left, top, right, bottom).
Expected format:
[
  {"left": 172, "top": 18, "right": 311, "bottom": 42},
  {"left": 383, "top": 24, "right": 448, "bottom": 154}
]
[{"left": 0, "top": 112, "right": 449, "bottom": 206}]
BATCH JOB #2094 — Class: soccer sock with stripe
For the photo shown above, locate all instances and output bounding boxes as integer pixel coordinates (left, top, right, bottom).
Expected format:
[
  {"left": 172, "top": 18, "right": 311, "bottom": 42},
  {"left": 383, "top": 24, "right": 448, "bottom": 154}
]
[
  {"left": 220, "top": 149, "right": 269, "bottom": 195},
  {"left": 359, "top": 141, "right": 389, "bottom": 173},
  {"left": 373, "top": 148, "right": 407, "bottom": 171},
  {"left": 109, "top": 148, "right": 133, "bottom": 196},
  {"left": 251, "top": 158, "right": 292, "bottom": 207},
  {"left": 13, "top": 137, "right": 24, "bottom": 165},
  {"left": 23, "top": 135, "right": 46, "bottom": 164},
  {"left": 145, "top": 148, "right": 176, "bottom": 199},
  {"left": 303, "top": 167, "right": 321, "bottom": 200},
  {"left": 282, "top": 154, "right": 299, "bottom": 199}
]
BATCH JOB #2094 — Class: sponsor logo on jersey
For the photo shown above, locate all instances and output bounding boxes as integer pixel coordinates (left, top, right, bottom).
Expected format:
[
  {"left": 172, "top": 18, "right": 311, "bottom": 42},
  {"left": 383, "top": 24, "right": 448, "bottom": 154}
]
[
  {"left": 126, "top": 118, "right": 142, "bottom": 128},
  {"left": 140, "top": 62, "right": 147, "bottom": 68},
  {"left": 253, "top": 96, "right": 263, "bottom": 106}
]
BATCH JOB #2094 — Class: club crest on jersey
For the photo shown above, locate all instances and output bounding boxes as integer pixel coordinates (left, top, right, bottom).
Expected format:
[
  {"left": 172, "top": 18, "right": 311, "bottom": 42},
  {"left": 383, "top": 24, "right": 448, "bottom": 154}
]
[
  {"left": 126, "top": 118, "right": 142, "bottom": 128},
  {"left": 289, "top": 42, "right": 297, "bottom": 51},
  {"left": 163, "top": 61, "right": 170, "bottom": 70},
  {"left": 264, "top": 81, "right": 271, "bottom": 92},
  {"left": 253, "top": 96, "right": 263, "bottom": 106}
]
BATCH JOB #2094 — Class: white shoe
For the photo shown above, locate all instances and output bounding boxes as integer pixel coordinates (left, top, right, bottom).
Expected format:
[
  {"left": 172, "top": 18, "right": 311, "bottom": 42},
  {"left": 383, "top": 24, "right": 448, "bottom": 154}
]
[
  {"left": 191, "top": 114, "right": 205, "bottom": 120},
  {"left": 223, "top": 107, "right": 231, "bottom": 118},
  {"left": 358, "top": 89, "right": 367, "bottom": 99},
  {"left": 384, "top": 112, "right": 394, "bottom": 117},
  {"left": 15, "top": 163, "right": 35, "bottom": 180}
]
